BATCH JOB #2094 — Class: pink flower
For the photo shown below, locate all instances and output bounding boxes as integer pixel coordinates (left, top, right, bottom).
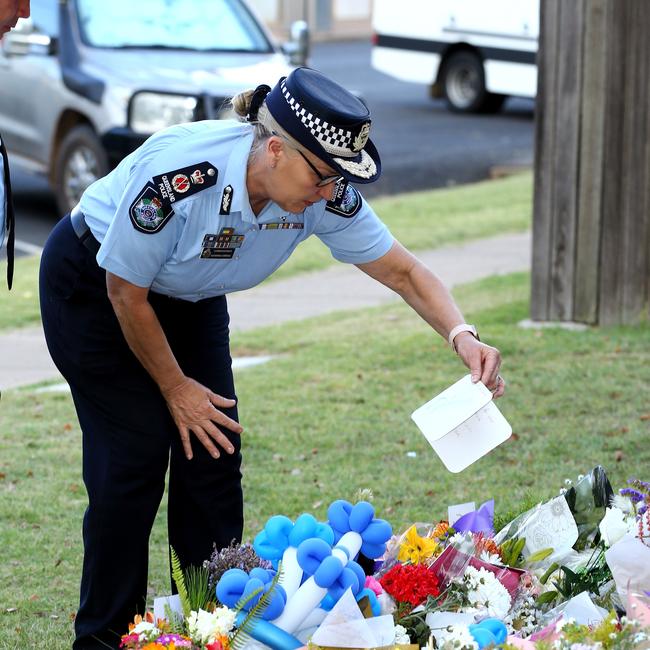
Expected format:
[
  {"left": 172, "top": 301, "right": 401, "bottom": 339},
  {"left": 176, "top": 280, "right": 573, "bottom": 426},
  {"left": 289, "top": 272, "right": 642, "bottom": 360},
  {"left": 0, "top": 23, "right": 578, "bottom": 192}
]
[{"left": 364, "top": 575, "right": 384, "bottom": 596}]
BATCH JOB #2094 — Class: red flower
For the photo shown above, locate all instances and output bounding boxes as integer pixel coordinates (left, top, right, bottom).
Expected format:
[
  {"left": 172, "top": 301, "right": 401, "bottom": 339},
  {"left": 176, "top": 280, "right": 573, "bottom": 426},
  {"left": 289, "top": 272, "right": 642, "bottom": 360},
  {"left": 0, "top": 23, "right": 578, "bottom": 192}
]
[{"left": 379, "top": 562, "right": 440, "bottom": 607}]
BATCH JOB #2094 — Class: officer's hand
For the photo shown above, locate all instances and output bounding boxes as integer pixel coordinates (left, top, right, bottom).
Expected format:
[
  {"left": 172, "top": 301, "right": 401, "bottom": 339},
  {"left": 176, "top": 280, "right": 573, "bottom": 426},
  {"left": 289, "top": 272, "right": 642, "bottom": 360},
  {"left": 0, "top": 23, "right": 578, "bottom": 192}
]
[
  {"left": 454, "top": 333, "right": 506, "bottom": 399},
  {"left": 162, "top": 377, "right": 243, "bottom": 460}
]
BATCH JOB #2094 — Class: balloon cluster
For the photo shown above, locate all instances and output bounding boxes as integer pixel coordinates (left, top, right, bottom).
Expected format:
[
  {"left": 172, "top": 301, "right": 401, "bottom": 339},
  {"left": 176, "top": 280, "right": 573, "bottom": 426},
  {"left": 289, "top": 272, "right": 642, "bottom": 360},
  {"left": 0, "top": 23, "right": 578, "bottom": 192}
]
[{"left": 216, "top": 500, "right": 392, "bottom": 649}]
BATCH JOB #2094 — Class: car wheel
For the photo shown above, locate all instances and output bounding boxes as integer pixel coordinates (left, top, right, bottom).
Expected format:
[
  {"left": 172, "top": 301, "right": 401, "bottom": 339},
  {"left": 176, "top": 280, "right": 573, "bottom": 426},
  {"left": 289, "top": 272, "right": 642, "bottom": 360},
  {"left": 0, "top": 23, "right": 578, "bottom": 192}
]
[
  {"left": 441, "top": 50, "right": 505, "bottom": 113},
  {"left": 54, "top": 125, "right": 109, "bottom": 216}
]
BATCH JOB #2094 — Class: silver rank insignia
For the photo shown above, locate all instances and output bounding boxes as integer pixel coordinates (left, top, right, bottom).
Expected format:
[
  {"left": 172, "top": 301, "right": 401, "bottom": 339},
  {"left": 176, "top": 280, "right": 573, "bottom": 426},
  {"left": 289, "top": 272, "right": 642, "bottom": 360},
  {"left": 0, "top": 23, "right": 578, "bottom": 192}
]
[{"left": 220, "top": 185, "right": 234, "bottom": 215}]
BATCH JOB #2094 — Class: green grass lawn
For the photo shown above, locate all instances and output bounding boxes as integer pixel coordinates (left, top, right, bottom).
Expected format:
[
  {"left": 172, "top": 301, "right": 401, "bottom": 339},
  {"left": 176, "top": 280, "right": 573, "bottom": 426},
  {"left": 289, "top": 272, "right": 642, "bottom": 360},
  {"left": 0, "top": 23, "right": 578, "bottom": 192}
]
[
  {"left": 0, "top": 172, "right": 532, "bottom": 332},
  {"left": 2, "top": 271, "right": 649, "bottom": 648}
]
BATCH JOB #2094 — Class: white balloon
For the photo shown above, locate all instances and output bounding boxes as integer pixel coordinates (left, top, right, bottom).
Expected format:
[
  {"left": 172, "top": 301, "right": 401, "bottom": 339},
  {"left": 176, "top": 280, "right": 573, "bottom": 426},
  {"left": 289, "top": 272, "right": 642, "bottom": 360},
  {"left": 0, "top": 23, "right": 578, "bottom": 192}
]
[
  {"left": 336, "top": 531, "right": 362, "bottom": 560},
  {"left": 278, "top": 546, "right": 302, "bottom": 600},
  {"left": 272, "top": 576, "right": 326, "bottom": 634}
]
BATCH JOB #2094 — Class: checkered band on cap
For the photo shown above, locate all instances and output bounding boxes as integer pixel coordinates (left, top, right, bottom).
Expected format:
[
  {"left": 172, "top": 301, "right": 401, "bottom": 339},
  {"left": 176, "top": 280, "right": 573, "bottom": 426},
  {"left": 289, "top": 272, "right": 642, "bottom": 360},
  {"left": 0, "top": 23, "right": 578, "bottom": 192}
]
[{"left": 281, "top": 80, "right": 366, "bottom": 159}]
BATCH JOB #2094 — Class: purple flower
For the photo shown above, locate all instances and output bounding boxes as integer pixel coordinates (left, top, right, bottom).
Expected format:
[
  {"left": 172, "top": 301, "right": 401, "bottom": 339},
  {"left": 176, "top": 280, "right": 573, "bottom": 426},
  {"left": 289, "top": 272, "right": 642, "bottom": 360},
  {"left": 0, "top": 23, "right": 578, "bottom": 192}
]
[
  {"left": 620, "top": 488, "right": 645, "bottom": 503},
  {"left": 155, "top": 633, "right": 192, "bottom": 647},
  {"left": 627, "top": 478, "right": 650, "bottom": 491}
]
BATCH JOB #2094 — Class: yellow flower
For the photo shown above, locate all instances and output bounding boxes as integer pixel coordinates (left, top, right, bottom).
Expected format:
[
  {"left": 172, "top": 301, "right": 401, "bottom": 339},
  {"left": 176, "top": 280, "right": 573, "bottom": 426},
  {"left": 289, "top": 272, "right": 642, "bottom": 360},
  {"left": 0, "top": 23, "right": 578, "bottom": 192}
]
[{"left": 397, "top": 525, "right": 439, "bottom": 564}]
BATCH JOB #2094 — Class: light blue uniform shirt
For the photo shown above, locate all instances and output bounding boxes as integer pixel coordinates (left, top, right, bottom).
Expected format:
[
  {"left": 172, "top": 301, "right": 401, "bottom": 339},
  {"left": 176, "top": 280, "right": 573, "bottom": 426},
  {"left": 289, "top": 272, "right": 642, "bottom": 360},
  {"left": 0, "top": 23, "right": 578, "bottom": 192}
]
[{"left": 80, "top": 120, "right": 394, "bottom": 302}]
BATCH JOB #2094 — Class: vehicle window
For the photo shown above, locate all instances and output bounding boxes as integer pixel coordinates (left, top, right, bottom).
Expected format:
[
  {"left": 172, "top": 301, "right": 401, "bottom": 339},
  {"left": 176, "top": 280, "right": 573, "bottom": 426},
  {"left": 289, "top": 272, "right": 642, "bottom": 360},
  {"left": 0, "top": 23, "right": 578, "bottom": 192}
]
[
  {"left": 75, "top": 0, "right": 273, "bottom": 52},
  {"left": 30, "top": 0, "right": 59, "bottom": 37}
]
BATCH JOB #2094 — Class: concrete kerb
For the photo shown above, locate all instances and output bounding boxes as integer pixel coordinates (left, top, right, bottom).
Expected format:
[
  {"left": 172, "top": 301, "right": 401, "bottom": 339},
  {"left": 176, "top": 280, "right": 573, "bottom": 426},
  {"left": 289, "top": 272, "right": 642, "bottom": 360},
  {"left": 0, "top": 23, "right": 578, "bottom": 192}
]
[{"left": 0, "top": 231, "right": 532, "bottom": 392}]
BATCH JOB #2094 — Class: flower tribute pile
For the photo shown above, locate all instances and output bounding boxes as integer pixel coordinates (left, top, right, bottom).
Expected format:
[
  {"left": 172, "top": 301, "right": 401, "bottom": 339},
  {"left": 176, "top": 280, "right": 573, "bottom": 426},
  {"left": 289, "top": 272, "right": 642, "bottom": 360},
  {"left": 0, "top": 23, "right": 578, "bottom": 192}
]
[{"left": 120, "top": 467, "right": 650, "bottom": 650}]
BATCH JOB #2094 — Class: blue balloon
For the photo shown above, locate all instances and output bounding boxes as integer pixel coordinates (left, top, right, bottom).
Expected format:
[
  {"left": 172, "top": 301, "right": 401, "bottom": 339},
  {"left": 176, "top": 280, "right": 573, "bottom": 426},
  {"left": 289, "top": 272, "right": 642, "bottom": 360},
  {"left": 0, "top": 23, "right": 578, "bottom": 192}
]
[
  {"left": 364, "top": 518, "right": 393, "bottom": 544},
  {"left": 477, "top": 618, "right": 508, "bottom": 646},
  {"left": 265, "top": 515, "right": 293, "bottom": 548},
  {"left": 234, "top": 612, "right": 302, "bottom": 650},
  {"left": 346, "top": 560, "right": 366, "bottom": 592},
  {"left": 216, "top": 569, "right": 249, "bottom": 607},
  {"left": 349, "top": 501, "right": 375, "bottom": 532},
  {"left": 313, "top": 555, "right": 344, "bottom": 589},
  {"left": 314, "top": 522, "right": 336, "bottom": 546},
  {"left": 468, "top": 626, "right": 497, "bottom": 649},
  {"left": 327, "top": 500, "right": 392, "bottom": 559},
  {"left": 297, "top": 538, "right": 332, "bottom": 575},
  {"left": 253, "top": 515, "right": 294, "bottom": 564},
  {"left": 253, "top": 530, "right": 283, "bottom": 565},
  {"left": 327, "top": 500, "right": 353, "bottom": 537},
  {"left": 216, "top": 568, "right": 287, "bottom": 620}
]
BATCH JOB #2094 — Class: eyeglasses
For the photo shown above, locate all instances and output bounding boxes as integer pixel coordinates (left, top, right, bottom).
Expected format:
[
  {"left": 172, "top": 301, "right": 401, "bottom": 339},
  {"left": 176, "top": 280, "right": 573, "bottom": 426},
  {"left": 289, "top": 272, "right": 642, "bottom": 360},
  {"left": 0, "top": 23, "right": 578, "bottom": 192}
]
[{"left": 296, "top": 150, "right": 344, "bottom": 187}]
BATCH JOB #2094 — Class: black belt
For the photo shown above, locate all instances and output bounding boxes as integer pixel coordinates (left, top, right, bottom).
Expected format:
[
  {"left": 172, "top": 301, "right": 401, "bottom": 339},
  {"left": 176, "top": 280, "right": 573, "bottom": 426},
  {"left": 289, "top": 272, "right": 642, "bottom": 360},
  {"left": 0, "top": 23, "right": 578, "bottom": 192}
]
[{"left": 70, "top": 209, "right": 100, "bottom": 254}]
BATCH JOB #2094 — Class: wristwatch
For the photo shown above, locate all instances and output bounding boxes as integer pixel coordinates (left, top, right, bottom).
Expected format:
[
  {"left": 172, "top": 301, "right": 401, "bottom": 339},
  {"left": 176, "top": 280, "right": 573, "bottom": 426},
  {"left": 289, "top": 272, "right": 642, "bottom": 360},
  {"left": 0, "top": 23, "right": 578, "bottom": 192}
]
[{"left": 448, "top": 323, "right": 480, "bottom": 353}]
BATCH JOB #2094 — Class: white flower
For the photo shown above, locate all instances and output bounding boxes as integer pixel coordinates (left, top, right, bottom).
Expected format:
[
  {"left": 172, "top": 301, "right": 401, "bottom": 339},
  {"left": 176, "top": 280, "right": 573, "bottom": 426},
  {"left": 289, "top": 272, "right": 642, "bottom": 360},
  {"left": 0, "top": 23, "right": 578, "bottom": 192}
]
[
  {"left": 462, "top": 566, "right": 512, "bottom": 619},
  {"left": 611, "top": 494, "right": 635, "bottom": 514},
  {"left": 394, "top": 624, "right": 410, "bottom": 644},
  {"left": 599, "top": 507, "right": 634, "bottom": 547},
  {"left": 187, "top": 606, "right": 236, "bottom": 644},
  {"left": 479, "top": 550, "right": 503, "bottom": 565},
  {"left": 438, "top": 624, "right": 478, "bottom": 650},
  {"left": 131, "top": 620, "right": 160, "bottom": 640}
]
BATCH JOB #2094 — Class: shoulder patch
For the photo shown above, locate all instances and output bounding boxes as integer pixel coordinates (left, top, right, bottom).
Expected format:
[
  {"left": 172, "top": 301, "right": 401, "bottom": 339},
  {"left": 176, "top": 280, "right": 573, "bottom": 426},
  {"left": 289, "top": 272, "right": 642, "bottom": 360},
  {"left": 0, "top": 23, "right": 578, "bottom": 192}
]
[
  {"left": 325, "top": 184, "right": 363, "bottom": 218},
  {"left": 129, "top": 182, "right": 175, "bottom": 234},
  {"left": 152, "top": 161, "right": 218, "bottom": 209}
]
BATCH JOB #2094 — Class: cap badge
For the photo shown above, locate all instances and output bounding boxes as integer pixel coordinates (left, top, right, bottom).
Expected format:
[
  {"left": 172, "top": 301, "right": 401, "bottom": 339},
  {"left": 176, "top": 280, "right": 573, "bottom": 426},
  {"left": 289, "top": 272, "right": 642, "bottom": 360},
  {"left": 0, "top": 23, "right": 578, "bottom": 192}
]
[{"left": 352, "top": 122, "right": 371, "bottom": 152}]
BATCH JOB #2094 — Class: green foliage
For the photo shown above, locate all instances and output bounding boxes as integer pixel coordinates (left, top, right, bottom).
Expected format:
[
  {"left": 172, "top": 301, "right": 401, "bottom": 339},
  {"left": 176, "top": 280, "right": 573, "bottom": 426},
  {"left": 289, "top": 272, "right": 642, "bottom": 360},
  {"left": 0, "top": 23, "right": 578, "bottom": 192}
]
[
  {"left": 551, "top": 547, "right": 611, "bottom": 601},
  {"left": 499, "top": 537, "right": 526, "bottom": 567},
  {"left": 185, "top": 564, "right": 213, "bottom": 613},
  {"left": 0, "top": 254, "right": 42, "bottom": 330},
  {"left": 170, "top": 547, "right": 213, "bottom": 618},
  {"left": 170, "top": 546, "right": 191, "bottom": 619}
]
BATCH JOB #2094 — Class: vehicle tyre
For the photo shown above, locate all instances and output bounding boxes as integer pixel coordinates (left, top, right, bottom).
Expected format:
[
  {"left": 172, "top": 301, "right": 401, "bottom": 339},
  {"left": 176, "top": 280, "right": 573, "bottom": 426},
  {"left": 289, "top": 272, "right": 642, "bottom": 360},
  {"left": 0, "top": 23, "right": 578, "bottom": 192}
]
[
  {"left": 54, "top": 125, "right": 109, "bottom": 216},
  {"left": 441, "top": 50, "right": 506, "bottom": 113}
]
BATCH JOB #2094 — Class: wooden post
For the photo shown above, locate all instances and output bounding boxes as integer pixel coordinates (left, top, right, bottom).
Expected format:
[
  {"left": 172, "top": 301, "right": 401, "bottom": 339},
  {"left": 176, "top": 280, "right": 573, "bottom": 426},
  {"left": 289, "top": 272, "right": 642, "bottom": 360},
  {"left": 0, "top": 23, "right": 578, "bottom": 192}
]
[{"left": 531, "top": 0, "right": 650, "bottom": 325}]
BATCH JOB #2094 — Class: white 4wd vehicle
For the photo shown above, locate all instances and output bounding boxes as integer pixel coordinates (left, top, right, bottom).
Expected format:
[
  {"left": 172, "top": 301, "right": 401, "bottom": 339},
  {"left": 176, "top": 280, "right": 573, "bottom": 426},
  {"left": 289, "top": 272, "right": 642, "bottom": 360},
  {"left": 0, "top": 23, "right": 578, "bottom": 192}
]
[{"left": 0, "top": 0, "right": 307, "bottom": 214}]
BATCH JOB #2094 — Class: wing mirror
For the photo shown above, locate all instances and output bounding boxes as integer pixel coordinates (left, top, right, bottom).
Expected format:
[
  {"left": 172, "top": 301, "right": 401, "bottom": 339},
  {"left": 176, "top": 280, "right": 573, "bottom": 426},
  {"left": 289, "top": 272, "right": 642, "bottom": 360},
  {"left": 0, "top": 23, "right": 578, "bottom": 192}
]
[{"left": 282, "top": 20, "right": 310, "bottom": 67}]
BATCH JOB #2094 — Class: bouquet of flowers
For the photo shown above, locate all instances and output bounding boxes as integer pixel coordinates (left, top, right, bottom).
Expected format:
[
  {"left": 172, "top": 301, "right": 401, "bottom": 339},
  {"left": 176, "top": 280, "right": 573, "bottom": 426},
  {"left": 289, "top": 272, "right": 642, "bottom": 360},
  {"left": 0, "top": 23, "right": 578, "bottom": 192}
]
[
  {"left": 119, "top": 468, "right": 650, "bottom": 650},
  {"left": 120, "top": 546, "right": 278, "bottom": 650},
  {"left": 120, "top": 608, "right": 235, "bottom": 650}
]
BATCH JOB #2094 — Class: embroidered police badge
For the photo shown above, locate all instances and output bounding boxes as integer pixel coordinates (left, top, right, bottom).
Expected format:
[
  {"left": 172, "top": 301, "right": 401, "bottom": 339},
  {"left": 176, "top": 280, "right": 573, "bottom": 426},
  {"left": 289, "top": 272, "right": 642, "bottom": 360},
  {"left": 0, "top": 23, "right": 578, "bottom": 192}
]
[
  {"left": 152, "top": 161, "right": 218, "bottom": 209},
  {"left": 129, "top": 182, "right": 174, "bottom": 234},
  {"left": 220, "top": 185, "right": 234, "bottom": 215},
  {"left": 325, "top": 183, "right": 363, "bottom": 218}
]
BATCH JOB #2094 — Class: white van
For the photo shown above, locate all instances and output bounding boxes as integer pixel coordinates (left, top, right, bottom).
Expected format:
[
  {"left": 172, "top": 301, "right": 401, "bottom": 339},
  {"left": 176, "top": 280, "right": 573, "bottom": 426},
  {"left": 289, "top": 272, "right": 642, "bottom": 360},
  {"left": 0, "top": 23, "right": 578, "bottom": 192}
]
[{"left": 371, "top": 0, "right": 538, "bottom": 112}]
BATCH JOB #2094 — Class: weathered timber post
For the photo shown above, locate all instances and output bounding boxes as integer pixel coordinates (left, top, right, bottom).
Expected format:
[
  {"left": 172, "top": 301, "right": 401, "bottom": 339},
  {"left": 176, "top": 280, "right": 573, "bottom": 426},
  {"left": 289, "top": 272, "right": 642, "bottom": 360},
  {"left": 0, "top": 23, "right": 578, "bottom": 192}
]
[{"left": 531, "top": 0, "right": 650, "bottom": 325}]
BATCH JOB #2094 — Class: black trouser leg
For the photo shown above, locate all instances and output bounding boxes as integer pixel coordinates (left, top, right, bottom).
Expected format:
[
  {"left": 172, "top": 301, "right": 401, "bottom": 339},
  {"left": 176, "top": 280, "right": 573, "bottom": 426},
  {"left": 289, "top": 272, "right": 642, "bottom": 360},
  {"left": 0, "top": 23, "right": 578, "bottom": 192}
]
[{"left": 39, "top": 217, "right": 243, "bottom": 649}]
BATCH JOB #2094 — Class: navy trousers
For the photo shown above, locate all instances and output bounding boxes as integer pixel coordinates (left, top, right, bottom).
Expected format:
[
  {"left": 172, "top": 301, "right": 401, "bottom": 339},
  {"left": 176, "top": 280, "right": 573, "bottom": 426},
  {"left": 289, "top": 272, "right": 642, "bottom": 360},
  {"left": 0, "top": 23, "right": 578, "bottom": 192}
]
[{"left": 39, "top": 217, "right": 243, "bottom": 649}]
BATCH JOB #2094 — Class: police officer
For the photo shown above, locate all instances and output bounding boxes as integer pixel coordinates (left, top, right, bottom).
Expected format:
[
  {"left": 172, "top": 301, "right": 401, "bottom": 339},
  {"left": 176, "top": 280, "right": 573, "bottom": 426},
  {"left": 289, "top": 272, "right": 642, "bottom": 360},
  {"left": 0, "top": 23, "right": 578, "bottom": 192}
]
[
  {"left": 40, "top": 67, "right": 505, "bottom": 649},
  {"left": 0, "top": 0, "right": 31, "bottom": 289}
]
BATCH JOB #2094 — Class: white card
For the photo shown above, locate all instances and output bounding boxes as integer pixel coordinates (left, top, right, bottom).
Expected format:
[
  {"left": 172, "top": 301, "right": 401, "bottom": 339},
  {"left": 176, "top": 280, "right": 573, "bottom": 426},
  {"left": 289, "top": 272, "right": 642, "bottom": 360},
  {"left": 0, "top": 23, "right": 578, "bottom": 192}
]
[
  {"left": 411, "top": 375, "right": 512, "bottom": 473},
  {"left": 448, "top": 501, "right": 476, "bottom": 526}
]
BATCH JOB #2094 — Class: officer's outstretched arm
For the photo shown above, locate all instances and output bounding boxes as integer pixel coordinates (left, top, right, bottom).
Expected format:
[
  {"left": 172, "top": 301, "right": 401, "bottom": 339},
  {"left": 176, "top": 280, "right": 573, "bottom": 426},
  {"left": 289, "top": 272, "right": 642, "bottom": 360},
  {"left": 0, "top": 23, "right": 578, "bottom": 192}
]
[
  {"left": 355, "top": 241, "right": 503, "bottom": 397},
  {"left": 106, "top": 271, "right": 243, "bottom": 460}
]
